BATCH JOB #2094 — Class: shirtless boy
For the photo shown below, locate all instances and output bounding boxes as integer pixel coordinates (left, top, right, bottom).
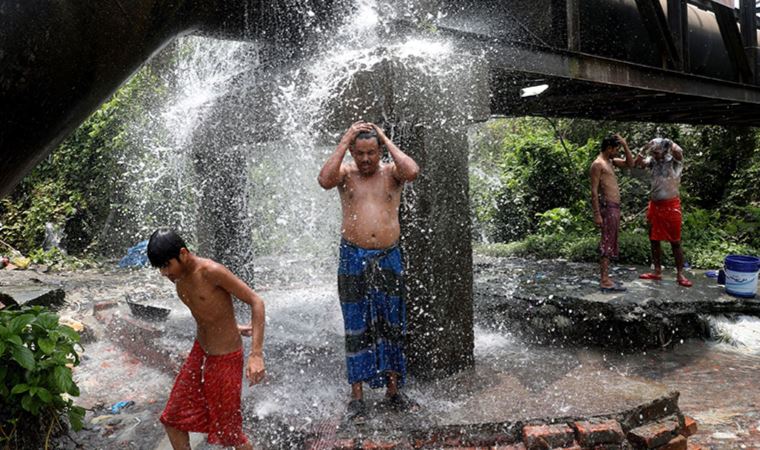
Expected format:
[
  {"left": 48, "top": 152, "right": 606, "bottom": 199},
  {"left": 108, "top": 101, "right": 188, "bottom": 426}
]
[
  {"left": 318, "top": 121, "right": 420, "bottom": 421},
  {"left": 590, "top": 134, "right": 634, "bottom": 292},
  {"left": 147, "top": 228, "right": 265, "bottom": 450}
]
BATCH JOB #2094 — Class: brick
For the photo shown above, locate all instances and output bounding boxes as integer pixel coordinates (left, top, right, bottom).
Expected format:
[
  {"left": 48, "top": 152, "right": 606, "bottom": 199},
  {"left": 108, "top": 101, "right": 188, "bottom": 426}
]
[
  {"left": 680, "top": 416, "right": 697, "bottom": 438},
  {"left": 93, "top": 301, "right": 118, "bottom": 321},
  {"left": 574, "top": 420, "right": 625, "bottom": 446},
  {"left": 523, "top": 424, "right": 575, "bottom": 449},
  {"left": 686, "top": 443, "right": 703, "bottom": 450},
  {"left": 329, "top": 439, "right": 357, "bottom": 450},
  {"left": 659, "top": 435, "right": 687, "bottom": 450},
  {"left": 305, "top": 439, "right": 352, "bottom": 450},
  {"left": 108, "top": 313, "right": 182, "bottom": 374},
  {"left": 627, "top": 416, "right": 679, "bottom": 449},
  {"left": 362, "top": 439, "right": 412, "bottom": 450},
  {"left": 493, "top": 444, "right": 526, "bottom": 450},
  {"left": 363, "top": 440, "right": 404, "bottom": 449}
]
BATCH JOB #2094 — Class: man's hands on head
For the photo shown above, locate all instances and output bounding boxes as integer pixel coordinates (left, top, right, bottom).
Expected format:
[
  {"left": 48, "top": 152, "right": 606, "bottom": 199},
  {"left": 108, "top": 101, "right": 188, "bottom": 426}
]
[{"left": 346, "top": 121, "right": 374, "bottom": 141}]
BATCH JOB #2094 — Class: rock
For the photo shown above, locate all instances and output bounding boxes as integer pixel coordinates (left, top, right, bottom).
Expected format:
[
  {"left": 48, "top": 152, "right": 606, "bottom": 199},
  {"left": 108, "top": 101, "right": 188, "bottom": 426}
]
[{"left": 0, "top": 285, "right": 66, "bottom": 310}]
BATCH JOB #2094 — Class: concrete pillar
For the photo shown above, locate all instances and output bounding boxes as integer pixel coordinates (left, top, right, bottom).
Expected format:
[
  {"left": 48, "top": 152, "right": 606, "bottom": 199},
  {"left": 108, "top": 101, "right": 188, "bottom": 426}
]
[
  {"left": 191, "top": 98, "right": 255, "bottom": 285},
  {"left": 326, "top": 50, "right": 491, "bottom": 378}
]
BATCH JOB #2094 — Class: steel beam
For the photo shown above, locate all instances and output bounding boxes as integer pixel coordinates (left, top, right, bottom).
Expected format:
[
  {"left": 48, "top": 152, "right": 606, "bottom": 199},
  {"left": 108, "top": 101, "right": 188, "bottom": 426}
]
[
  {"left": 567, "top": 0, "right": 581, "bottom": 51},
  {"left": 479, "top": 39, "right": 760, "bottom": 104},
  {"left": 668, "top": 0, "right": 690, "bottom": 71},
  {"left": 741, "top": 0, "right": 760, "bottom": 83},
  {"left": 713, "top": 2, "right": 755, "bottom": 82},
  {"left": 634, "top": 0, "right": 683, "bottom": 68}
]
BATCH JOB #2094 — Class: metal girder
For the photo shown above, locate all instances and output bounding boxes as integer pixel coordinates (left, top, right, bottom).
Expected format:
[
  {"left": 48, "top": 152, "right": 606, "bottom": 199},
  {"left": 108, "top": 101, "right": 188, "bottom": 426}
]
[
  {"left": 566, "top": 0, "right": 581, "bottom": 51},
  {"left": 741, "top": 0, "right": 760, "bottom": 83},
  {"left": 713, "top": 2, "right": 755, "bottom": 82},
  {"left": 634, "top": 0, "right": 683, "bottom": 69},
  {"left": 480, "top": 39, "right": 760, "bottom": 104},
  {"left": 668, "top": 0, "right": 689, "bottom": 71}
]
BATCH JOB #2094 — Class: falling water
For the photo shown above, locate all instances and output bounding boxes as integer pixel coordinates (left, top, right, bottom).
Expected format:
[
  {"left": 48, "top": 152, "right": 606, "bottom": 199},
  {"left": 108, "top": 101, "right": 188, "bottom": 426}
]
[{"left": 104, "top": 0, "right": 760, "bottom": 447}]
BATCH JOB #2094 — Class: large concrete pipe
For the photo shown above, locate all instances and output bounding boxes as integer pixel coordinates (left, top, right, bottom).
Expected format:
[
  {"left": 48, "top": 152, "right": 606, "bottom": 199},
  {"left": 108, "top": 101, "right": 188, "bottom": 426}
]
[
  {"left": 435, "top": 0, "right": 759, "bottom": 80},
  {"left": 0, "top": 0, "right": 346, "bottom": 196}
]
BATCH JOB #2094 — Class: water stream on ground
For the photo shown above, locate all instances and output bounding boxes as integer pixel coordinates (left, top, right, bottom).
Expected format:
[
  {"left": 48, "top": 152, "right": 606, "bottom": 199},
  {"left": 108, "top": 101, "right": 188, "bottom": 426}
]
[{"left": 19, "top": 255, "right": 756, "bottom": 449}]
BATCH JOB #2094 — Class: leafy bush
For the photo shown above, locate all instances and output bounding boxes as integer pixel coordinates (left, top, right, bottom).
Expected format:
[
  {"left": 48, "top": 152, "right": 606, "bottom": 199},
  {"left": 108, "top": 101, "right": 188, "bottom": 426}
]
[
  {"left": 0, "top": 307, "right": 84, "bottom": 450},
  {"left": 0, "top": 59, "right": 168, "bottom": 257},
  {"left": 28, "top": 248, "right": 97, "bottom": 271}
]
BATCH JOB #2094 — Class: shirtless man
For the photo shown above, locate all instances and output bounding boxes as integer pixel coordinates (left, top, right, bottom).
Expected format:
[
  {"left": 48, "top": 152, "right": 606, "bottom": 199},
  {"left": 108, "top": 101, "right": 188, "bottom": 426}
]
[
  {"left": 634, "top": 138, "right": 692, "bottom": 287},
  {"left": 147, "top": 228, "right": 265, "bottom": 450},
  {"left": 590, "top": 134, "right": 633, "bottom": 292},
  {"left": 318, "top": 121, "right": 420, "bottom": 421}
]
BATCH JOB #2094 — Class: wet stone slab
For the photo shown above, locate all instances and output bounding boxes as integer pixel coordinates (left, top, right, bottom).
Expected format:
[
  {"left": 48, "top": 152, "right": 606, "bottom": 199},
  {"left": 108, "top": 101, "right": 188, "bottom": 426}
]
[
  {"left": 475, "top": 256, "right": 760, "bottom": 348},
  {"left": 0, "top": 284, "right": 66, "bottom": 310}
]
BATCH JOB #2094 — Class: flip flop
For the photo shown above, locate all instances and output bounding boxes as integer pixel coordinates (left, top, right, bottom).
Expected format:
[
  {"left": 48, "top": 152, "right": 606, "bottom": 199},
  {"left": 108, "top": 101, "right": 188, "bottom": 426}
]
[
  {"left": 639, "top": 273, "right": 663, "bottom": 280},
  {"left": 600, "top": 283, "right": 627, "bottom": 293},
  {"left": 677, "top": 277, "right": 693, "bottom": 287}
]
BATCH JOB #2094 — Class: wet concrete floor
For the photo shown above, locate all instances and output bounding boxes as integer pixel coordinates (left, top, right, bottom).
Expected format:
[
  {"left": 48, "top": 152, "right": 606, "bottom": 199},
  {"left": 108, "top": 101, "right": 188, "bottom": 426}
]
[{"left": 1, "top": 255, "right": 758, "bottom": 449}]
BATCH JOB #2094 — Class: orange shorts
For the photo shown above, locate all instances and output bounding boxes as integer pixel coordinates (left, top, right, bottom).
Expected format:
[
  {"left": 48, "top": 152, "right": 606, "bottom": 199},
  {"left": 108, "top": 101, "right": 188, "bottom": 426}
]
[{"left": 160, "top": 341, "right": 248, "bottom": 447}]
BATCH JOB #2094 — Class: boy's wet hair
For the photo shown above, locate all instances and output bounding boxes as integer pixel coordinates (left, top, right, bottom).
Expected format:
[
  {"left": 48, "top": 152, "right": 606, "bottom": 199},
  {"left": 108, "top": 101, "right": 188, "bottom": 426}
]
[
  {"left": 354, "top": 129, "right": 380, "bottom": 146},
  {"left": 601, "top": 135, "right": 621, "bottom": 151},
  {"left": 147, "top": 228, "right": 187, "bottom": 268}
]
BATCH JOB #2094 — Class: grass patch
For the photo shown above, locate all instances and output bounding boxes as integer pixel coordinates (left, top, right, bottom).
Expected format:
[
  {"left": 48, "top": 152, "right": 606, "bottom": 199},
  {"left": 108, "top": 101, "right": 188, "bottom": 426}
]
[{"left": 475, "top": 231, "right": 759, "bottom": 269}]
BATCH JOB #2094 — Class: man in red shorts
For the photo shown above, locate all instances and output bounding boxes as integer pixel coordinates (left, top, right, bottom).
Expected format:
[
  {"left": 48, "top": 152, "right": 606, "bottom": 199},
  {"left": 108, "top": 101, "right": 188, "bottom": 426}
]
[
  {"left": 590, "top": 134, "right": 634, "bottom": 292},
  {"left": 147, "top": 228, "right": 266, "bottom": 449},
  {"left": 635, "top": 138, "right": 693, "bottom": 287}
]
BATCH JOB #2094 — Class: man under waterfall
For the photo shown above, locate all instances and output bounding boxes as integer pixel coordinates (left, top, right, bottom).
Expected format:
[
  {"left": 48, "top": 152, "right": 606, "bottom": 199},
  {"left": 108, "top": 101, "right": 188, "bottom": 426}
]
[{"left": 318, "top": 121, "right": 420, "bottom": 422}]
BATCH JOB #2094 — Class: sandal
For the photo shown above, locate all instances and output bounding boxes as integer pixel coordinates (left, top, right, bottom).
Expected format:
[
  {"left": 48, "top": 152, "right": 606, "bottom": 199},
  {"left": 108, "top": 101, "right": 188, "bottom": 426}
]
[
  {"left": 600, "top": 283, "right": 627, "bottom": 293},
  {"left": 677, "top": 277, "right": 693, "bottom": 287},
  {"left": 385, "top": 392, "right": 420, "bottom": 413},
  {"left": 639, "top": 273, "right": 663, "bottom": 281},
  {"left": 346, "top": 399, "right": 367, "bottom": 423}
]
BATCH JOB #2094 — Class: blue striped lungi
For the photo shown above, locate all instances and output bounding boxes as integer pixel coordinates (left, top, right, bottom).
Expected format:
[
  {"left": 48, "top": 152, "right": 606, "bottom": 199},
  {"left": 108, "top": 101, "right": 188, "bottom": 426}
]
[{"left": 338, "top": 238, "right": 407, "bottom": 388}]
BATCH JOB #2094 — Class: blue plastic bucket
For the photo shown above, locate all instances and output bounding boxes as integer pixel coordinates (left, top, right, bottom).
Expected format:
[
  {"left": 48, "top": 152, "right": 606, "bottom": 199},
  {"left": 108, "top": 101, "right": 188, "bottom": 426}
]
[{"left": 724, "top": 255, "right": 760, "bottom": 298}]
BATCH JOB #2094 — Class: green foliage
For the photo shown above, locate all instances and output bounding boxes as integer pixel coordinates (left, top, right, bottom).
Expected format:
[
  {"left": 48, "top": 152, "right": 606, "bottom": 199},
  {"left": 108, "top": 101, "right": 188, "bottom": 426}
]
[
  {"left": 0, "top": 307, "right": 84, "bottom": 449},
  {"left": 27, "top": 248, "right": 97, "bottom": 271},
  {"left": 471, "top": 118, "right": 760, "bottom": 268},
  {"left": 0, "top": 61, "right": 168, "bottom": 257},
  {"left": 471, "top": 118, "right": 583, "bottom": 242}
]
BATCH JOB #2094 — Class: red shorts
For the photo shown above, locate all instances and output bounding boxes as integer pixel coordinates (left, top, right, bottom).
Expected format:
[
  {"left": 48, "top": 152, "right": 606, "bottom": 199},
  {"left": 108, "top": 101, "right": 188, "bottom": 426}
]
[
  {"left": 647, "top": 197, "right": 682, "bottom": 242},
  {"left": 160, "top": 341, "right": 248, "bottom": 447}
]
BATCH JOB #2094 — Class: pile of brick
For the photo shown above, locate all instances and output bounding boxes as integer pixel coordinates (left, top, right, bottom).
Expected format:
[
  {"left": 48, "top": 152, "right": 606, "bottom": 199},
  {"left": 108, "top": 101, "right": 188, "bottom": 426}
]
[
  {"left": 518, "top": 415, "right": 699, "bottom": 450},
  {"left": 308, "top": 413, "right": 700, "bottom": 449}
]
